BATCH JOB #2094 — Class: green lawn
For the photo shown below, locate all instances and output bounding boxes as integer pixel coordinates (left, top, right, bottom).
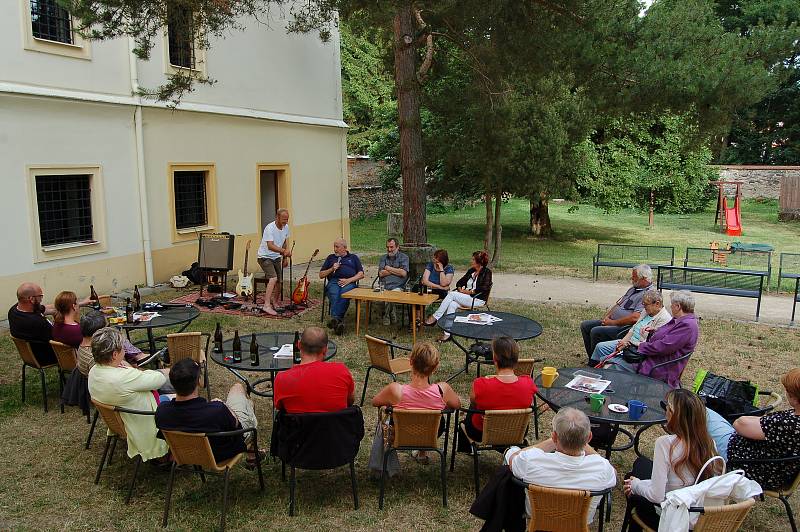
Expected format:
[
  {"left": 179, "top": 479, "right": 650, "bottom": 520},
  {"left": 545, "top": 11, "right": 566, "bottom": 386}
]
[
  {"left": 351, "top": 199, "right": 800, "bottom": 288},
  {"left": 1, "top": 285, "right": 798, "bottom": 530}
]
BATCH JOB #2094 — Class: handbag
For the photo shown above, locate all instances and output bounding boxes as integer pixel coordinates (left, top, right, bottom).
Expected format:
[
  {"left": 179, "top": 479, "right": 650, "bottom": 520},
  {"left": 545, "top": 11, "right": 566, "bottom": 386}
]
[
  {"left": 692, "top": 370, "right": 759, "bottom": 418},
  {"left": 621, "top": 347, "right": 645, "bottom": 364}
]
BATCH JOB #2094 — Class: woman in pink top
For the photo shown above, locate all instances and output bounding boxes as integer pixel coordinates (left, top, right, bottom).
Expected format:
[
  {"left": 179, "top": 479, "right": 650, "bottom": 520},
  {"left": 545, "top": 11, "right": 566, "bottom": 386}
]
[
  {"left": 372, "top": 342, "right": 461, "bottom": 462},
  {"left": 52, "top": 291, "right": 83, "bottom": 347}
]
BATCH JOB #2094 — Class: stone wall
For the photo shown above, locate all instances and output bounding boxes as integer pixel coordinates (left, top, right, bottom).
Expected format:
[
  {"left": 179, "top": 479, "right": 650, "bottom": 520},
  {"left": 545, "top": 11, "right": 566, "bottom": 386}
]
[
  {"left": 712, "top": 165, "right": 800, "bottom": 200},
  {"left": 347, "top": 156, "right": 403, "bottom": 219}
]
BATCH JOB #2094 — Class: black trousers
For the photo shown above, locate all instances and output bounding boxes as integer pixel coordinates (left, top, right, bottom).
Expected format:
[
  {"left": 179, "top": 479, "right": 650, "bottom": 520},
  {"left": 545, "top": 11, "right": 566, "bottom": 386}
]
[{"left": 626, "top": 456, "right": 660, "bottom": 532}]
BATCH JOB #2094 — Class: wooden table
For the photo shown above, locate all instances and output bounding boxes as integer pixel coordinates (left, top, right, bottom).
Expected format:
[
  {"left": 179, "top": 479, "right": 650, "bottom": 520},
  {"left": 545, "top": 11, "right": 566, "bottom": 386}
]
[{"left": 342, "top": 288, "right": 440, "bottom": 343}]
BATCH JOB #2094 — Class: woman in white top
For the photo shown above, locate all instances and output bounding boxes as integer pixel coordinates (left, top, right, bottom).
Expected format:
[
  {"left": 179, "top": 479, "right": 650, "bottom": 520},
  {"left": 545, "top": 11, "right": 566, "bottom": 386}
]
[{"left": 623, "top": 388, "right": 721, "bottom": 531}]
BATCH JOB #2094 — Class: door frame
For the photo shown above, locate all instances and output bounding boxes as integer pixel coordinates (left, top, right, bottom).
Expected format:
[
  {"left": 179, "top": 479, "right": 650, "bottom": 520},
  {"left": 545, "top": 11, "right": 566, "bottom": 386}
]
[{"left": 255, "top": 163, "right": 292, "bottom": 234}]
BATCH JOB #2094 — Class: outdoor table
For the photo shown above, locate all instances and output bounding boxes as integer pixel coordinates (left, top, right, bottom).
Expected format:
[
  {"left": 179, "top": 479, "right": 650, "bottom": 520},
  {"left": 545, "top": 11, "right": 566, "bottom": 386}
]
[
  {"left": 119, "top": 304, "right": 200, "bottom": 355},
  {"left": 342, "top": 287, "right": 440, "bottom": 344},
  {"left": 534, "top": 366, "right": 670, "bottom": 458},
  {"left": 209, "top": 332, "right": 337, "bottom": 399},
  {"left": 438, "top": 311, "right": 543, "bottom": 382}
]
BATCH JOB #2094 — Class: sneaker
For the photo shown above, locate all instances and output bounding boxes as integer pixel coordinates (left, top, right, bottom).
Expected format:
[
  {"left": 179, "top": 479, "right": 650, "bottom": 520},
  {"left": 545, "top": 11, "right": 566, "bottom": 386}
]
[
  {"left": 334, "top": 320, "right": 345, "bottom": 336},
  {"left": 327, "top": 318, "right": 338, "bottom": 329}
]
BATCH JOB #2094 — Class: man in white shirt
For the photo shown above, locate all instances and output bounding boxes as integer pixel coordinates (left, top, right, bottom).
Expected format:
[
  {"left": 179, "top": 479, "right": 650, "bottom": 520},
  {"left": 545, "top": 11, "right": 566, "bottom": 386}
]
[
  {"left": 257, "top": 208, "right": 292, "bottom": 316},
  {"left": 505, "top": 407, "right": 617, "bottom": 524}
]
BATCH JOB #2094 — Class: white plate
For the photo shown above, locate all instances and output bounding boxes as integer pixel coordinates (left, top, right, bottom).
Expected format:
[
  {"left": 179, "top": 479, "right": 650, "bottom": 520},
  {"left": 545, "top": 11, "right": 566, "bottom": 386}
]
[{"left": 608, "top": 403, "right": 629, "bottom": 413}]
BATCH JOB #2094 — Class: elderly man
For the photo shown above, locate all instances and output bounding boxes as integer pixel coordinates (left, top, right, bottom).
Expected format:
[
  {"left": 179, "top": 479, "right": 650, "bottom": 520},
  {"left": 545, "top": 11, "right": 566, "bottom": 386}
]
[
  {"left": 257, "top": 208, "right": 292, "bottom": 316},
  {"left": 580, "top": 264, "right": 655, "bottom": 362},
  {"left": 378, "top": 237, "right": 409, "bottom": 325},
  {"left": 506, "top": 407, "right": 617, "bottom": 524},
  {"left": 273, "top": 327, "right": 355, "bottom": 413},
  {"left": 319, "top": 238, "right": 365, "bottom": 335}
]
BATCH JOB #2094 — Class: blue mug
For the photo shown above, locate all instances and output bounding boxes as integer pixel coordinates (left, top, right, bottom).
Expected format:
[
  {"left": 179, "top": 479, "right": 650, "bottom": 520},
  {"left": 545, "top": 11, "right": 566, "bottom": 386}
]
[{"left": 628, "top": 400, "right": 648, "bottom": 420}]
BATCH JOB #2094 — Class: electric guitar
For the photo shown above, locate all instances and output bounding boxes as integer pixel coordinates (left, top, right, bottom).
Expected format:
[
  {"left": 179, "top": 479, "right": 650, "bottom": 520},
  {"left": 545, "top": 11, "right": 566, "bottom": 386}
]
[
  {"left": 291, "top": 248, "right": 319, "bottom": 305},
  {"left": 236, "top": 240, "right": 254, "bottom": 298}
]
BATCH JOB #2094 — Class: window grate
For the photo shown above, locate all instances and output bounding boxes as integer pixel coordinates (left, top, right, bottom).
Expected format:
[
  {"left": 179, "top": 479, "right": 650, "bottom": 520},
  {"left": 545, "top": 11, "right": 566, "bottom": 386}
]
[
  {"left": 167, "top": 4, "right": 195, "bottom": 69},
  {"left": 174, "top": 171, "right": 207, "bottom": 229},
  {"left": 30, "top": 0, "right": 73, "bottom": 44},
  {"left": 35, "top": 174, "right": 93, "bottom": 246}
]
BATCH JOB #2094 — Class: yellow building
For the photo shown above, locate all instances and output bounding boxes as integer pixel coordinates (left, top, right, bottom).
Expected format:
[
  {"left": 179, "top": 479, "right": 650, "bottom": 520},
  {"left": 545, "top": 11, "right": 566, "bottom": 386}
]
[{"left": 0, "top": 0, "right": 349, "bottom": 311}]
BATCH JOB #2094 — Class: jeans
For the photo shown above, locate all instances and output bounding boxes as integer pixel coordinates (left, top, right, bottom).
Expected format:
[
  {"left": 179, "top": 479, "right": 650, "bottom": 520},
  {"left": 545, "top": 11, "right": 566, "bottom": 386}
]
[
  {"left": 326, "top": 281, "right": 357, "bottom": 320},
  {"left": 590, "top": 340, "right": 619, "bottom": 363},
  {"left": 705, "top": 407, "right": 736, "bottom": 459},
  {"left": 580, "top": 319, "right": 627, "bottom": 359}
]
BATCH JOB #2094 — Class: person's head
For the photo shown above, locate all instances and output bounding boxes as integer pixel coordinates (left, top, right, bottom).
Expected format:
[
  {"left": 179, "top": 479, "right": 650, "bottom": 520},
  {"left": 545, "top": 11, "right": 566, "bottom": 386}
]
[
  {"left": 16, "top": 282, "right": 45, "bottom": 313},
  {"left": 670, "top": 290, "right": 695, "bottom": 316},
  {"left": 632, "top": 265, "right": 653, "bottom": 287},
  {"left": 333, "top": 238, "right": 348, "bottom": 256},
  {"left": 433, "top": 249, "right": 449, "bottom": 268},
  {"left": 169, "top": 358, "right": 201, "bottom": 397},
  {"left": 664, "top": 389, "right": 720, "bottom": 482},
  {"left": 409, "top": 342, "right": 440, "bottom": 377},
  {"left": 551, "top": 408, "right": 592, "bottom": 454},
  {"left": 642, "top": 290, "right": 664, "bottom": 317},
  {"left": 471, "top": 250, "right": 490, "bottom": 270},
  {"left": 91, "top": 327, "right": 124, "bottom": 365},
  {"left": 53, "top": 290, "right": 78, "bottom": 324},
  {"left": 386, "top": 238, "right": 400, "bottom": 256},
  {"left": 492, "top": 336, "right": 519, "bottom": 370},
  {"left": 299, "top": 326, "right": 328, "bottom": 360},
  {"left": 275, "top": 208, "right": 290, "bottom": 227},
  {"left": 781, "top": 369, "right": 800, "bottom": 411},
  {"left": 80, "top": 311, "right": 108, "bottom": 339}
]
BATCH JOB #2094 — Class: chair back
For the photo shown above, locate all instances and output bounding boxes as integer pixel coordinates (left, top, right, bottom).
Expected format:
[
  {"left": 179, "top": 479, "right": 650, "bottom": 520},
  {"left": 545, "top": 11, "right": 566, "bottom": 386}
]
[
  {"left": 167, "top": 332, "right": 203, "bottom": 364},
  {"left": 365, "top": 335, "right": 392, "bottom": 371},
  {"left": 11, "top": 336, "right": 43, "bottom": 368},
  {"left": 91, "top": 399, "right": 128, "bottom": 439},
  {"left": 50, "top": 340, "right": 77, "bottom": 371},
  {"left": 162, "top": 430, "right": 221, "bottom": 470},
  {"left": 514, "top": 359, "right": 536, "bottom": 378},
  {"left": 481, "top": 408, "right": 531, "bottom": 446},
  {"left": 527, "top": 484, "right": 592, "bottom": 532},
  {"left": 693, "top": 497, "right": 755, "bottom": 532},
  {"left": 391, "top": 408, "right": 442, "bottom": 449}
]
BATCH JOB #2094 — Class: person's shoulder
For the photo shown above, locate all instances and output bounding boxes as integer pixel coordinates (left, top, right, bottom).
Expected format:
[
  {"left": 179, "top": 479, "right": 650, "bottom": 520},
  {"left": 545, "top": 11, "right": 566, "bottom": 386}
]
[
  {"left": 329, "top": 361, "right": 354, "bottom": 375},
  {"left": 444, "top": 264, "right": 455, "bottom": 273}
]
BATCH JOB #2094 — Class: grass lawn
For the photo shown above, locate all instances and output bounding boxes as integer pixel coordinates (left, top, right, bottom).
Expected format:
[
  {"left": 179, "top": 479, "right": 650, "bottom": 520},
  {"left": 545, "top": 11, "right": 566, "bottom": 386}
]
[
  {"left": 351, "top": 199, "right": 800, "bottom": 289},
  {"left": 1, "top": 284, "right": 798, "bottom": 530}
]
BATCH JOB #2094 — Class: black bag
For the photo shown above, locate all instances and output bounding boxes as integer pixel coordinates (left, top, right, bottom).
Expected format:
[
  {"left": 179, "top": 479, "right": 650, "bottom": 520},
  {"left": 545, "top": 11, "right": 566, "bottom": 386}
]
[
  {"left": 469, "top": 342, "right": 493, "bottom": 361},
  {"left": 694, "top": 371, "right": 758, "bottom": 419},
  {"left": 182, "top": 262, "right": 206, "bottom": 285},
  {"left": 621, "top": 347, "right": 645, "bottom": 364}
]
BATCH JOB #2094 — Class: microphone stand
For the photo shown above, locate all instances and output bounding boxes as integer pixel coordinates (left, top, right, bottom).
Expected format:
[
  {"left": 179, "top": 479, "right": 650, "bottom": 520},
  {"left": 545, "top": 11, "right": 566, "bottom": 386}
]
[{"left": 285, "top": 242, "right": 298, "bottom": 312}]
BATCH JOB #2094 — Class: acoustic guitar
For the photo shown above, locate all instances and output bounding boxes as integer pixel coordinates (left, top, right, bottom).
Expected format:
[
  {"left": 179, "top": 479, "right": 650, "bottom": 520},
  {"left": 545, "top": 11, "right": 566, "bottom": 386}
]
[
  {"left": 291, "top": 248, "right": 319, "bottom": 305},
  {"left": 236, "top": 240, "right": 254, "bottom": 298}
]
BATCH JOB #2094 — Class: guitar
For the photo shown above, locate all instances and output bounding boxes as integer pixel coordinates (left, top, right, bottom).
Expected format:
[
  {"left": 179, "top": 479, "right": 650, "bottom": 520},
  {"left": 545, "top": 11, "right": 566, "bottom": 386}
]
[
  {"left": 291, "top": 248, "right": 320, "bottom": 305},
  {"left": 236, "top": 240, "right": 254, "bottom": 298}
]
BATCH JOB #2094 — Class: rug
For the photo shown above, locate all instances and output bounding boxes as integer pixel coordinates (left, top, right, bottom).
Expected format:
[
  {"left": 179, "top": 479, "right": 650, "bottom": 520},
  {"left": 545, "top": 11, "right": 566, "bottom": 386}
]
[{"left": 169, "top": 291, "right": 320, "bottom": 320}]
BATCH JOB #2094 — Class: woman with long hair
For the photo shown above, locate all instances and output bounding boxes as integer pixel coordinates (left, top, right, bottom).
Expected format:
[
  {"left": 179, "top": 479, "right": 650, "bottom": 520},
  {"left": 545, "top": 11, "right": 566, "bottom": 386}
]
[{"left": 623, "top": 388, "right": 721, "bottom": 531}]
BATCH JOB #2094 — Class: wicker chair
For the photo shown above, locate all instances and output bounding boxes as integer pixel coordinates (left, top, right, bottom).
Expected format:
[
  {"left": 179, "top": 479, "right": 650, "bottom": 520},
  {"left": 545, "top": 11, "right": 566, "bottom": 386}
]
[
  {"left": 97, "top": 294, "right": 113, "bottom": 308},
  {"left": 727, "top": 455, "right": 800, "bottom": 532},
  {"left": 512, "top": 478, "right": 613, "bottom": 532},
  {"left": 91, "top": 399, "right": 159, "bottom": 504},
  {"left": 514, "top": 358, "right": 539, "bottom": 378},
  {"left": 49, "top": 340, "right": 78, "bottom": 414},
  {"left": 166, "top": 332, "right": 210, "bottom": 399},
  {"left": 360, "top": 336, "right": 412, "bottom": 405},
  {"left": 161, "top": 428, "right": 264, "bottom": 531},
  {"left": 629, "top": 497, "right": 755, "bottom": 532},
  {"left": 12, "top": 336, "right": 60, "bottom": 412},
  {"left": 379, "top": 406, "right": 453, "bottom": 509},
  {"left": 450, "top": 407, "right": 532, "bottom": 497}
]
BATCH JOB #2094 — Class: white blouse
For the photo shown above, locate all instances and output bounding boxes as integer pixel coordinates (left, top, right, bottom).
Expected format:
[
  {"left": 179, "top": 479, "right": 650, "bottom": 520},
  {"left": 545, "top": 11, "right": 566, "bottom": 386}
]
[{"left": 631, "top": 435, "right": 696, "bottom": 503}]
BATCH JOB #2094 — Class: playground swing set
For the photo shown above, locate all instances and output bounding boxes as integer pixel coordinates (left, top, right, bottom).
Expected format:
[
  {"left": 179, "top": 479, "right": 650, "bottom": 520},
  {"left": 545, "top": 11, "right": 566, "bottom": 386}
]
[{"left": 714, "top": 180, "right": 743, "bottom": 236}]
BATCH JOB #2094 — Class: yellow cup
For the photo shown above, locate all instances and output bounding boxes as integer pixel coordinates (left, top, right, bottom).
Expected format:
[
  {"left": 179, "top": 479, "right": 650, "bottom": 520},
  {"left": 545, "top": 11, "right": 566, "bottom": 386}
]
[{"left": 541, "top": 367, "right": 559, "bottom": 388}]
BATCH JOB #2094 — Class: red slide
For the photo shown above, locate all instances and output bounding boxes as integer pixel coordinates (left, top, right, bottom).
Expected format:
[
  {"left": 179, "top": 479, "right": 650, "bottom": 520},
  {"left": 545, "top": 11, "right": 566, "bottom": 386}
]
[{"left": 723, "top": 195, "right": 742, "bottom": 236}]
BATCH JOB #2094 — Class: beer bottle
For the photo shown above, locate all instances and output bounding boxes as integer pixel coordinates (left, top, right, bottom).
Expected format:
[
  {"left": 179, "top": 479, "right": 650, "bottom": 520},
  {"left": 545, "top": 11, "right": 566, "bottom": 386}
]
[
  {"left": 293, "top": 330, "right": 301, "bottom": 364},
  {"left": 213, "top": 322, "right": 223, "bottom": 353},
  {"left": 125, "top": 298, "right": 133, "bottom": 324},
  {"left": 90, "top": 285, "right": 100, "bottom": 308},
  {"left": 232, "top": 330, "right": 242, "bottom": 363},
  {"left": 133, "top": 285, "right": 141, "bottom": 311},
  {"left": 249, "top": 333, "right": 259, "bottom": 366}
]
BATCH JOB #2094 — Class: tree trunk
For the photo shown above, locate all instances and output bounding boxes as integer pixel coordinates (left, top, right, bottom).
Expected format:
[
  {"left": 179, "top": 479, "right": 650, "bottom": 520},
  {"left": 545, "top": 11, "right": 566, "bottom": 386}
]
[
  {"left": 483, "top": 190, "right": 494, "bottom": 252},
  {"left": 393, "top": 5, "right": 427, "bottom": 245},
  {"left": 491, "top": 189, "right": 502, "bottom": 267},
  {"left": 529, "top": 192, "right": 552, "bottom": 237}
]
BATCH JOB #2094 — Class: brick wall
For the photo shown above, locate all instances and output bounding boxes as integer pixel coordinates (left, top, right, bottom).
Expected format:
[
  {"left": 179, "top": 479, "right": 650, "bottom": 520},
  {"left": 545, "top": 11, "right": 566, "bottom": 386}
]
[{"left": 347, "top": 156, "right": 402, "bottom": 219}]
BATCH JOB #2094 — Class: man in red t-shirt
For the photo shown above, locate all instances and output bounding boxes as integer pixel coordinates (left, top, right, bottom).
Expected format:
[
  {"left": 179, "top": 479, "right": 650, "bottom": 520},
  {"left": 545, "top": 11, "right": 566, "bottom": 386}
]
[{"left": 274, "top": 326, "right": 355, "bottom": 413}]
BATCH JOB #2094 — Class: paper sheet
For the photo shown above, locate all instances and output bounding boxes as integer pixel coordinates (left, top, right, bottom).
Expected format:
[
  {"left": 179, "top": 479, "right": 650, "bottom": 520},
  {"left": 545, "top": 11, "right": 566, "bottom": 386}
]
[{"left": 273, "top": 344, "right": 294, "bottom": 358}]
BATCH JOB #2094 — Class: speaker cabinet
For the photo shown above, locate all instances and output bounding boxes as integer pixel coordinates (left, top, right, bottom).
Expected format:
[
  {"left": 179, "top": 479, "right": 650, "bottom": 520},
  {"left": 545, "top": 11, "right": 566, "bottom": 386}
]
[{"left": 198, "top": 233, "right": 235, "bottom": 271}]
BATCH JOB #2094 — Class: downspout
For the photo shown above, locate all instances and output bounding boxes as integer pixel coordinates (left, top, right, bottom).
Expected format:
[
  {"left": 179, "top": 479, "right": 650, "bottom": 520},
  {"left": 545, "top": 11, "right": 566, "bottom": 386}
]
[{"left": 129, "top": 38, "right": 155, "bottom": 286}]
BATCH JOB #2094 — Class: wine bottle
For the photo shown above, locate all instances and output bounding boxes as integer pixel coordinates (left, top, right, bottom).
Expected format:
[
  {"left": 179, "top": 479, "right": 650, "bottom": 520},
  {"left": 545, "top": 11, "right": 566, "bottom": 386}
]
[
  {"left": 125, "top": 298, "right": 133, "bottom": 324},
  {"left": 213, "top": 322, "right": 223, "bottom": 353},
  {"left": 232, "top": 330, "right": 242, "bottom": 363},
  {"left": 293, "top": 330, "right": 301, "bottom": 364},
  {"left": 90, "top": 285, "right": 100, "bottom": 309},
  {"left": 133, "top": 285, "right": 141, "bottom": 311},
  {"left": 249, "top": 333, "right": 259, "bottom": 366}
]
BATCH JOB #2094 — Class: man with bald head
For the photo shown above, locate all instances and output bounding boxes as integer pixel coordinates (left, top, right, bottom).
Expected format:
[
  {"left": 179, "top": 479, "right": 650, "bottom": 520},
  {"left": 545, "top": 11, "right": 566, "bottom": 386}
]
[
  {"left": 9, "top": 282, "right": 58, "bottom": 364},
  {"left": 319, "top": 238, "right": 364, "bottom": 335}
]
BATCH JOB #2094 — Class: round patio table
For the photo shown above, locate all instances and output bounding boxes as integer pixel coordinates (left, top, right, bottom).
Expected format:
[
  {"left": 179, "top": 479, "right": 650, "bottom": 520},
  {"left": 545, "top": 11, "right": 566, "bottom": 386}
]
[
  {"left": 534, "top": 366, "right": 670, "bottom": 458},
  {"left": 438, "top": 311, "right": 543, "bottom": 382},
  {"left": 210, "top": 332, "right": 337, "bottom": 398},
  {"left": 119, "top": 304, "right": 200, "bottom": 355}
]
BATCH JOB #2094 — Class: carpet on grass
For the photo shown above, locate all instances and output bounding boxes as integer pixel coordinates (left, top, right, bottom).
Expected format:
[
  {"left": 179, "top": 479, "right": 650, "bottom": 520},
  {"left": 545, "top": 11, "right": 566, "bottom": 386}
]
[{"left": 169, "top": 291, "right": 320, "bottom": 319}]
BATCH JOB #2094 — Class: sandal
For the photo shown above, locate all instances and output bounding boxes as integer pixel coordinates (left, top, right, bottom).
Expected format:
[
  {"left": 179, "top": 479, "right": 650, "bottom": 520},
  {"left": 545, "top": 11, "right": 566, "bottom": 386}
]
[
  {"left": 245, "top": 449, "right": 267, "bottom": 470},
  {"left": 436, "top": 333, "right": 451, "bottom": 343},
  {"left": 423, "top": 318, "right": 438, "bottom": 327},
  {"left": 411, "top": 450, "right": 430, "bottom": 465}
]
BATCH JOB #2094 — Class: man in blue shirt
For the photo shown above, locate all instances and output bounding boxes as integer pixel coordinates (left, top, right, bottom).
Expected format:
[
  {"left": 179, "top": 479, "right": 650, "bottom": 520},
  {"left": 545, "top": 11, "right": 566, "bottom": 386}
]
[
  {"left": 377, "top": 238, "right": 409, "bottom": 325},
  {"left": 319, "top": 238, "right": 365, "bottom": 335}
]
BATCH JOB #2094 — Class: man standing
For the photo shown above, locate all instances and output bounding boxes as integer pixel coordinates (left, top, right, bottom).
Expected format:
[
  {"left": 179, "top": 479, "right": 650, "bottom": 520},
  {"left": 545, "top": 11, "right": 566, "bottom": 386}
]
[
  {"left": 257, "top": 208, "right": 292, "bottom": 316},
  {"left": 378, "top": 238, "right": 409, "bottom": 325},
  {"left": 505, "top": 408, "right": 617, "bottom": 524},
  {"left": 319, "top": 238, "right": 365, "bottom": 335},
  {"left": 580, "top": 264, "right": 654, "bottom": 362},
  {"left": 273, "top": 327, "right": 355, "bottom": 413}
]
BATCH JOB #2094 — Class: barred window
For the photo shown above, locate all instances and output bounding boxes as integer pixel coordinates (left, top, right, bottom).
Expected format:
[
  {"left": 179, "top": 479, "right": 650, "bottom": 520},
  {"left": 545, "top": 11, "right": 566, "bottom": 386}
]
[
  {"left": 30, "top": 0, "right": 73, "bottom": 44},
  {"left": 167, "top": 4, "right": 195, "bottom": 69},
  {"left": 35, "top": 174, "right": 93, "bottom": 247},
  {"left": 174, "top": 170, "right": 208, "bottom": 229}
]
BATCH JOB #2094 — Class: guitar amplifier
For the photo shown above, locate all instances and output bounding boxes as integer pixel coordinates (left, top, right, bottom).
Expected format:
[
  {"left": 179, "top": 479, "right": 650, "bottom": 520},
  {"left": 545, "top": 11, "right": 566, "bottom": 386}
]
[{"left": 198, "top": 233, "right": 235, "bottom": 271}]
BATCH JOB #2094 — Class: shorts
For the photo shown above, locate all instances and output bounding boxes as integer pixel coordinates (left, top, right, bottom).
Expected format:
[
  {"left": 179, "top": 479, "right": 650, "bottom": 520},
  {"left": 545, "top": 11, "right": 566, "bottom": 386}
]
[{"left": 258, "top": 257, "right": 283, "bottom": 280}]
